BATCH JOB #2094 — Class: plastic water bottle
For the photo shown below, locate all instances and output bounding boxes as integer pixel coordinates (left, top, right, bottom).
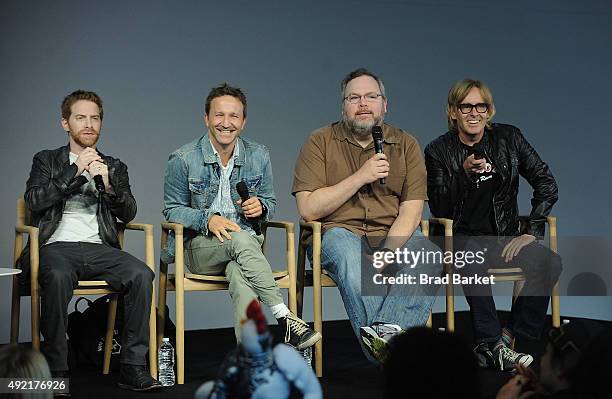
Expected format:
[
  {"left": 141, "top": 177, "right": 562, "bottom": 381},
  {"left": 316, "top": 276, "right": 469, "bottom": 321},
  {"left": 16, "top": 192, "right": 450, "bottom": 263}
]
[
  {"left": 300, "top": 346, "right": 313, "bottom": 368},
  {"left": 158, "top": 338, "right": 175, "bottom": 386}
]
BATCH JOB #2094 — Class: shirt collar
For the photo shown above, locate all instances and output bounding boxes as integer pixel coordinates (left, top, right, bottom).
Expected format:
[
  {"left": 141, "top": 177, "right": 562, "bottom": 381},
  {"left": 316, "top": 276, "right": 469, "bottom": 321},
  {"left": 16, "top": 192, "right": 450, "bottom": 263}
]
[
  {"left": 207, "top": 136, "right": 240, "bottom": 164},
  {"left": 332, "top": 122, "right": 400, "bottom": 145}
]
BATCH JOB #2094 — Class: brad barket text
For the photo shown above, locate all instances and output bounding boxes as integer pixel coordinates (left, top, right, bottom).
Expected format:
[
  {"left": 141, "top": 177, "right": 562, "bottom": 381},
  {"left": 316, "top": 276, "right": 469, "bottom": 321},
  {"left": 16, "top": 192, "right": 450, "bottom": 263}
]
[{"left": 372, "top": 273, "right": 496, "bottom": 286}]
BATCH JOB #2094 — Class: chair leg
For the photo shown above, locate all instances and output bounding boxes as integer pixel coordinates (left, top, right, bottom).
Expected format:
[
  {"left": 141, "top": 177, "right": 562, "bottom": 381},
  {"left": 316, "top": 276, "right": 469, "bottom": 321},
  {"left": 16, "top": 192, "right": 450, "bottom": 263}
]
[
  {"left": 512, "top": 280, "right": 525, "bottom": 300},
  {"left": 157, "top": 262, "right": 168, "bottom": 351},
  {"left": 551, "top": 282, "right": 560, "bottom": 328},
  {"left": 102, "top": 295, "right": 118, "bottom": 375},
  {"left": 176, "top": 285, "right": 185, "bottom": 384},
  {"left": 31, "top": 287, "right": 41, "bottom": 350},
  {"left": 10, "top": 276, "right": 21, "bottom": 344},
  {"left": 296, "top": 245, "right": 306, "bottom": 319},
  {"left": 313, "top": 277, "right": 323, "bottom": 378},
  {"left": 148, "top": 283, "right": 158, "bottom": 378},
  {"left": 446, "top": 281, "right": 455, "bottom": 332}
]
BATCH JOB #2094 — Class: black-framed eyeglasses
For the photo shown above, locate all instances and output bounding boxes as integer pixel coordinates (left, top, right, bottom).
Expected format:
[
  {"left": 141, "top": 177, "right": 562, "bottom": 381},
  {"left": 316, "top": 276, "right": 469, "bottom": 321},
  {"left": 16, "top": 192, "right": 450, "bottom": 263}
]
[
  {"left": 458, "top": 103, "right": 489, "bottom": 114},
  {"left": 344, "top": 92, "right": 383, "bottom": 104}
]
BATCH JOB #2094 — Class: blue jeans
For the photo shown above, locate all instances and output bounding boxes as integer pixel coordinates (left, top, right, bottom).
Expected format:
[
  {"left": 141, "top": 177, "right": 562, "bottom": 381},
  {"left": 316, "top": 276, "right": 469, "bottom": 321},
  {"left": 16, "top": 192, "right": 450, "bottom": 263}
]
[{"left": 310, "top": 227, "right": 441, "bottom": 363}]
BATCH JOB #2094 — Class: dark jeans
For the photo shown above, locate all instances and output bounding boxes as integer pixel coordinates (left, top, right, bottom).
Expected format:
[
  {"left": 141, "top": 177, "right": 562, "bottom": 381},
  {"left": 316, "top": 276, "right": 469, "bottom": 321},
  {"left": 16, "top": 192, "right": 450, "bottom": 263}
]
[
  {"left": 455, "top": 236, "right": 562, "bottom": 343},
  {"left": 35, "top": 242, "right": 154, "bottom": 371}
]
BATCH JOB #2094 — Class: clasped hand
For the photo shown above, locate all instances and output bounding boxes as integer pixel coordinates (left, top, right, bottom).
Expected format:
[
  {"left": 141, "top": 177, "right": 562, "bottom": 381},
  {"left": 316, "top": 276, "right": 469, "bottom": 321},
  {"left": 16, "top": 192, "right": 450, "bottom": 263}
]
[{"left": 74, "top": 147, "right": 110, "bottom": 190}]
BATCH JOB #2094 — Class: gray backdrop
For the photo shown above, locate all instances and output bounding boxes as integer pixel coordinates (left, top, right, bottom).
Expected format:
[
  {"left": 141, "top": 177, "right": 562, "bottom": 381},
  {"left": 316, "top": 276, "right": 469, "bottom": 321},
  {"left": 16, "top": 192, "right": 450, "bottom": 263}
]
[{"left": 2, "top": 0, "right": 611, "bottom": 344}]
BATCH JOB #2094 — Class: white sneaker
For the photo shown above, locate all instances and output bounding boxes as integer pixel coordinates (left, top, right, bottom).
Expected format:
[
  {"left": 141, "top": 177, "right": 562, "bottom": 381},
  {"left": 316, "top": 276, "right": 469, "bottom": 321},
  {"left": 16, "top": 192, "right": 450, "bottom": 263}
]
[{"left": 360, "top": 322, "right": 403, "bottom": 362}]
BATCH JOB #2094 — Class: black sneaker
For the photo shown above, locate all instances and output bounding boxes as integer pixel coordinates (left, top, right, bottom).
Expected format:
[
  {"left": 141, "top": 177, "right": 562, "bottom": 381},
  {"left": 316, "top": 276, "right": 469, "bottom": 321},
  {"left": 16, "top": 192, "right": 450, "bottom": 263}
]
[
  {"left": 473, "top": 342, "right": 494, "bottom": 369},
  {"left": 117, "top": 365, "right": 163, "bottom": 392},
  {"left": 278, "top": 313, "right": 322, "bottom": 350},
  {"left": 360, "top": 323, "right": 403, "bottom": 363},
  {"left": 491, "top": 340, "right": 533, "bottom": 371}
]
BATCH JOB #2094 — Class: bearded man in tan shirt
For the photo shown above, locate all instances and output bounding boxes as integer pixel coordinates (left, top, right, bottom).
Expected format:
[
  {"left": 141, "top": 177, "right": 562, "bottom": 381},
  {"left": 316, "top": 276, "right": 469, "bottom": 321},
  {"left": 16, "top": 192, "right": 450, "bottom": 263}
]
[{"left": 293, "top": 68, "right": 441, "bottom": 364}]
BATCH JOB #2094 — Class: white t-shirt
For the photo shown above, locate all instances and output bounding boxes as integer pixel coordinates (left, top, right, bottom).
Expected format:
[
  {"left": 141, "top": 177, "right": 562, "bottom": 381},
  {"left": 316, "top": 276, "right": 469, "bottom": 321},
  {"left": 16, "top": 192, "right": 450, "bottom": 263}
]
[{"left": 46, "top": 152, "right": 102, "bottom": 245}]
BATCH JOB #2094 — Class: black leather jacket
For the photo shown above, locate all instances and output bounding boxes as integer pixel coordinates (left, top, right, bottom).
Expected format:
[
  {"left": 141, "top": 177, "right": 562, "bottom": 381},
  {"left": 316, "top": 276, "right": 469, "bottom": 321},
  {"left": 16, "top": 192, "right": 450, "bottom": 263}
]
[
  {"left": 424, "top": 123, "right": 558, "bottom": 238},
  {"left": 18, "top": 145, "right": 137, "bottom": 267}
]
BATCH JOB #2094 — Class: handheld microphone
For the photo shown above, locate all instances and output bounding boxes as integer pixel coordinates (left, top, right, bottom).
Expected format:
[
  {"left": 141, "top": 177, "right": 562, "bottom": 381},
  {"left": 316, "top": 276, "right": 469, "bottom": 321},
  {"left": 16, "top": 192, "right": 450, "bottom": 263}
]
[
  {"left": 371, "top": 125, "right": 385, "bottom": 184},
  {"left": 472, "top": 143, "right": 485, "bottom": 160},
  {"left": 91, "top": 159, "right": 106, "bottom": 192},
  {"left": 236, "top": 181, "right": 262, "bottom": 235},
  {"left": 94, "top": 175, "right": 105, "bottom": 192}
]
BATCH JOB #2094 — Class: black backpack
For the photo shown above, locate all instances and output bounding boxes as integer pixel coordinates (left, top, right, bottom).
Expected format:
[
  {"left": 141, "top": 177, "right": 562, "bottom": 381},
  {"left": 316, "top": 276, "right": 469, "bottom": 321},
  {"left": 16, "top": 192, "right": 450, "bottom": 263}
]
[
  {"left": 67, "top": 295, "right": 123, "bottom": 370},
  {"left": 67, "top": 295, "right": 176, "bottom": 370}
]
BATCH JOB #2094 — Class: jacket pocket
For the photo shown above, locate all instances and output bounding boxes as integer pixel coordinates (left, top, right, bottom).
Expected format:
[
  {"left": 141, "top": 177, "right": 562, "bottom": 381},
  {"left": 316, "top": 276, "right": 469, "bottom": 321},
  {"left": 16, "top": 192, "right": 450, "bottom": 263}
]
[
  {"left": 243, "top": 175, "right": 262, "bottom": 196},
  {"left": 188, "top": 179, "right": 210, "bottom": 209}
]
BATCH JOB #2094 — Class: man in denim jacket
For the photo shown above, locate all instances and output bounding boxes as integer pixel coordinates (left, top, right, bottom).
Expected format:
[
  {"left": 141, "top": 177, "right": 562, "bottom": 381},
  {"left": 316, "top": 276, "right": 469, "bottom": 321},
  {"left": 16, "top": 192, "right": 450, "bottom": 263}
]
[{"left": 163, "top": 83, "right": 320, "bottom": 350}]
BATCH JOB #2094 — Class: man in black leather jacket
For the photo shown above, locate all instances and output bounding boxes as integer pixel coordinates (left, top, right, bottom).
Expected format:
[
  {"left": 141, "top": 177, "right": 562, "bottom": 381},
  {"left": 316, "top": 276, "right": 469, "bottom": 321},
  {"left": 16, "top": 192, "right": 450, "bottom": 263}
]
[
  {"left": 425, "top": 79, "right": 562, "bottom": 372},
  {"left": 19, "top": 90, "right": 161, "bottom": 393}
]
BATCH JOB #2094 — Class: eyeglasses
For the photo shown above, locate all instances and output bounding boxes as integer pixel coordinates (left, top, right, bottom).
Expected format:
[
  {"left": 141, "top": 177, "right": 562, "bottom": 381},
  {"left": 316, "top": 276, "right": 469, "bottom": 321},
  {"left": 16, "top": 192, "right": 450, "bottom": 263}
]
[
  {"left": 458, "top": 103, "right": 489, "bottom": 114},
  {"left": 344, "top": 92, "right": 383, "bottom": 104}
]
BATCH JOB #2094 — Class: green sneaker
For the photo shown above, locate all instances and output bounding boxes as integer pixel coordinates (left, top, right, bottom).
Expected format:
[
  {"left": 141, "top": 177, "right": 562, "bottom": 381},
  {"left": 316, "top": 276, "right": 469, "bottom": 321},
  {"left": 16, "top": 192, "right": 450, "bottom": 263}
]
[{"left": 360, "top": 322, "right": 403, "bottom": 363}]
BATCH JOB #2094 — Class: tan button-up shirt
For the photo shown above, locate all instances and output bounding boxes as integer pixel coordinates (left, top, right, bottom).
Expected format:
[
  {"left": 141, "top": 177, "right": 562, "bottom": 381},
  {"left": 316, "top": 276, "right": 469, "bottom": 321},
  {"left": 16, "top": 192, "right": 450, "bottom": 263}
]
[{"left": 292, "top": 121, "right": 427, "bottom": 243}]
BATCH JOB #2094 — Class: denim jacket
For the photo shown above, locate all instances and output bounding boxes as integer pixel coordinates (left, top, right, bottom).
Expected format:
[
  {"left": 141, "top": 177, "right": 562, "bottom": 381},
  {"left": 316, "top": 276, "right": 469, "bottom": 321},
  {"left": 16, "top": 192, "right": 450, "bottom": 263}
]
[{"left": 161, "top": 135, "right": 276, "bottom": 263}]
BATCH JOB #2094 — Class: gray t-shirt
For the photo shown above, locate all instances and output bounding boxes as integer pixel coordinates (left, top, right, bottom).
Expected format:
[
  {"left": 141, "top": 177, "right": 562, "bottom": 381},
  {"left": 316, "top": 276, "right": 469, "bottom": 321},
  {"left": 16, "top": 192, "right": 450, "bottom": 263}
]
[{"left": 46, "top": 152, "right": 102, "bottom": 245}]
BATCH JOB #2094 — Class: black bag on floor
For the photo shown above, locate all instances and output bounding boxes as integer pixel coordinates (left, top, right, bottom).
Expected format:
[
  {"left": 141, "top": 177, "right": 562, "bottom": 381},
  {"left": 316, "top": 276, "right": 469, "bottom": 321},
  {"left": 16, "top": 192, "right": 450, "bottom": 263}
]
[
  {"left": 66, "top": 295, "right": 177, "bottom": 370},
  {"left": 67, "top": 295, "right": 123, "bottom": 370}
]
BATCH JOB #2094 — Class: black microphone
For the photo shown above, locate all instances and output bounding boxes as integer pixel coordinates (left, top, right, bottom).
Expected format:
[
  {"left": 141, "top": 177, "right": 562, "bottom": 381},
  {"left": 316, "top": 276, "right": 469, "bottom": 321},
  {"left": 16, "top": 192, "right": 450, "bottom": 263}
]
[
  {"left": 236, "top": 181, "right": 262, "bottom": 235},
  {"left": 372, "top": 125, "right": 385, "bottom": 184},
  {"left": 94, "top": 175, "right": 105, "bottom": 192},
  {"left": 91, "top": 159, "right": 106, "bottom": 192},
  {"left": 472, "top": 143, "right": 485, "bottom": 160}
]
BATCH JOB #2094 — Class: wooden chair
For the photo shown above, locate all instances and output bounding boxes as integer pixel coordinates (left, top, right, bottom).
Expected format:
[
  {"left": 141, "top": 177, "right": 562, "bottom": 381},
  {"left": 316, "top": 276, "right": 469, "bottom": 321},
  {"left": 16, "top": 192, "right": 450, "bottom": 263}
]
[
  {"left": 296, "top": 219, "right": 451, "bottom": 377},
  {"left": 10, "top": 198, "right": 158, "bottom": 377},
  {"left": 444, "top": 215, "right": 561, "bottom": 333},
  {"left": 157, "top": 221, "right": 297, "bottom": 384}
]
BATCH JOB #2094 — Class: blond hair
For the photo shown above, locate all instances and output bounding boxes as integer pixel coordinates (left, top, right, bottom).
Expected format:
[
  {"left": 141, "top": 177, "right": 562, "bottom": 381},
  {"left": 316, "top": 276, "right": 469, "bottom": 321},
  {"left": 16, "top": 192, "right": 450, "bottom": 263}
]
[{"left": 446, "top": 79, "right": 496, "bottom": 132}]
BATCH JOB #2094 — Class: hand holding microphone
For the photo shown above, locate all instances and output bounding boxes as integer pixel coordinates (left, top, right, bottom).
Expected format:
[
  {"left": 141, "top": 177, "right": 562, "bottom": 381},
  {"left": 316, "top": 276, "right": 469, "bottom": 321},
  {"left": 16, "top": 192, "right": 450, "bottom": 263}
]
[
  {"left": 356, "top": 126, "right": 389, "bottom": 186},
  {"left": 74, "top": 147, "right": 107, "bottom": 192},
  {"left": 74, "top": 147, "right": 102, "bottom": 176},
  {"left": 236, "top": 181, "right": 262, "bottom": 235},
  {"left": 463, "top": 143, "right": 487, "bottom": 174},
  {"left": 89, "top": 160, "right": 108, "bottom": 192},
  {"left": 372, "top": 125, "right": 386, "bottom": 184}
]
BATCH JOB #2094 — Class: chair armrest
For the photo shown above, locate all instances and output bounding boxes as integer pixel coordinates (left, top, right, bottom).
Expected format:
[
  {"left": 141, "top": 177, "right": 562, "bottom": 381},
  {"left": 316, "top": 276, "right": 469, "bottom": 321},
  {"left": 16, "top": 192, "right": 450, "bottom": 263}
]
[
  {"left": 15, "top": 224, "right": 40, "bottom": 292},
  {"left": 160, "top": 222, "right": 186, "bottom": 277},
  {"left": 299, "top": 220, "right": 322, "bottom": 276},
  {"left": 261, "top": 221, "right": 295, "bottom": 270},
  {"left": 125, "top": 222, "right": 153, "bottom": 232},
  {"left": 161, "top": 222, "right": 184, "bottom": 234},
  {"left": 263, "top": 220, "right": 295, "bottom": 234},
  {"left": 124, "top": 222, "right": 155, "bottom": 270},
  {"left": 299, "top": 220, "right": 322, "bottom": 235},
  {"left": 428, "top": 218, "right": 454, "bottom": 236},
  {"left": 16, "top": 224, "right": 40, "bottom": 238}
]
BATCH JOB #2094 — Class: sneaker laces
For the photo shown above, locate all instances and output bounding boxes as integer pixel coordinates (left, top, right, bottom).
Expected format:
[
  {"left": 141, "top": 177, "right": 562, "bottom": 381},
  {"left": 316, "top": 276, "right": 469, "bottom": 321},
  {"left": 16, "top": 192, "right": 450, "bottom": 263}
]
[
  {"left": 285, "top": 314, "right": 309, "bottom": 342},
  {"left": 497, "top": 345, "right": 525, "bottom": 363},
  {"left": 374, "top": 324, "right": 402, "bottom": 342}
]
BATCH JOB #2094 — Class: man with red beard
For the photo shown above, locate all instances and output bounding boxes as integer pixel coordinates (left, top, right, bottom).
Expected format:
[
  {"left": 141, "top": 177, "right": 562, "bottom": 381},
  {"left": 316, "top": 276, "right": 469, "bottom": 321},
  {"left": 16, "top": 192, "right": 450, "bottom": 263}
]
[
  {"left": 19, "top": 90, "right": 161, "bottom": 394},
  {"left": 425, "top": 79, "right": 561, "bottom": 372}
]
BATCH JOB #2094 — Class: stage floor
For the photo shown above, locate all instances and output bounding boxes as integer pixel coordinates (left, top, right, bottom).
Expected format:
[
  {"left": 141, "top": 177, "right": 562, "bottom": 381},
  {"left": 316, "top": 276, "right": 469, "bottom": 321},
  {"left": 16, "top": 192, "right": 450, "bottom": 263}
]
[{"left": 5, "top": 311, "right": 610, "bottom": 398}]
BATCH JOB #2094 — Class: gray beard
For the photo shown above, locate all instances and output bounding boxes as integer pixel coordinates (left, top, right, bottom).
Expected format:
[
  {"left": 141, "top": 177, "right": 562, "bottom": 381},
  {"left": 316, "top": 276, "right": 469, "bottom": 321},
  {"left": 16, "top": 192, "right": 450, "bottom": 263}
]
[{"left": 342, "top": 116, "right": 382, "bottom": 140}]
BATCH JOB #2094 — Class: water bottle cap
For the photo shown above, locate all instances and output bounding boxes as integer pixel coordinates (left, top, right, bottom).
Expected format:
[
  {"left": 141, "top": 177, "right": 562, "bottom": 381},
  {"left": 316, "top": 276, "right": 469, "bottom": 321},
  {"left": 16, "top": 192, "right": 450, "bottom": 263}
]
[{"left": 162, "top": 337, "right": 170, "bottom": 342}]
